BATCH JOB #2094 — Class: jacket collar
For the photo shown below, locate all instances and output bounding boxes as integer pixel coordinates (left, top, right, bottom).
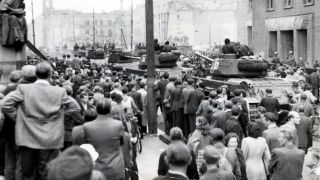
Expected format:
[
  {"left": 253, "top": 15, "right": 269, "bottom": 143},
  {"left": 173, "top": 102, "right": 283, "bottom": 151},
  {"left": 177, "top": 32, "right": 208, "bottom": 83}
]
[
  {"left": 35, "top": 79, "right": 50, "bottom": 85},
  {"left": 168, "top": 170, "right": 188, "bottom": 179}
]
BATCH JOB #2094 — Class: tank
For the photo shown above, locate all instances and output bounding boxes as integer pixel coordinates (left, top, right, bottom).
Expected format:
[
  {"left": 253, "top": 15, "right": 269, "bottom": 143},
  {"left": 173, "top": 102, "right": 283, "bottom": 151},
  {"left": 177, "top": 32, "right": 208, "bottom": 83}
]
[
  {"left": 138, "top": 52, "right": 179, "bottom": 70},
  {"left": 194, "top": 52, "right": 294, "bottom": 120},
  {"left": 87, "top": 49, "right": 105, "bottom": 59},
  {"left": 195, "top": 53, "right": 269, "bottom": 78},
  {"left": 108, "top": 49, "right": 139, "bottom": 64}
]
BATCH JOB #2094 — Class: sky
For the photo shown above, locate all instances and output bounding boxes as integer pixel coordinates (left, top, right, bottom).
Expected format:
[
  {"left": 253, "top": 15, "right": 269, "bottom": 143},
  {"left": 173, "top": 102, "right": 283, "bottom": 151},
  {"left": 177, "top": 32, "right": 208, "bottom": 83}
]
[{"left": 24, "top": 0, "right": 144, "bottom": 22}]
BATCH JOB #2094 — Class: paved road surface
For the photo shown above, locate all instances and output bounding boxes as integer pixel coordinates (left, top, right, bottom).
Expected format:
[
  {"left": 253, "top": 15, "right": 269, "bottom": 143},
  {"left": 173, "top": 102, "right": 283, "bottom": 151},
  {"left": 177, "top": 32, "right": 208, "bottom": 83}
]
[{"left": 136, "top": 131, "right": 167, "bottom": 180}]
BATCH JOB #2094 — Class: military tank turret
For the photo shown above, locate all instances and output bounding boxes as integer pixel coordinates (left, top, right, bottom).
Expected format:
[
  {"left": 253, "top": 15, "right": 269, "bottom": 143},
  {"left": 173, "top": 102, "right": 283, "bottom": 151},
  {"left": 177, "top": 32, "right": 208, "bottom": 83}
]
[
  {"left": 138, "top": 51, "right": 180, "bottom": 70},
  {"left": 195, "top": 53, "right": 269, "bottom": 78},
  {"left": 193, "top": 52, "right": 294, "bottom": 120}
]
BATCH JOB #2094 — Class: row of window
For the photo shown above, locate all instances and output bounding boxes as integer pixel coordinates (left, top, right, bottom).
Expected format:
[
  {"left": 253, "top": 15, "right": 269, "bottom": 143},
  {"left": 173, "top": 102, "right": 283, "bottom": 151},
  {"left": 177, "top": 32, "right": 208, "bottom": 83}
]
[
  {"left": 267, "top": 0, "right": 314, "bottom": 10},
  {"left": 84, "top": 20, "right": 113, "bottom": 26},
  {"left": 85, "top": 29, "right": 113, "bottom": 37}
]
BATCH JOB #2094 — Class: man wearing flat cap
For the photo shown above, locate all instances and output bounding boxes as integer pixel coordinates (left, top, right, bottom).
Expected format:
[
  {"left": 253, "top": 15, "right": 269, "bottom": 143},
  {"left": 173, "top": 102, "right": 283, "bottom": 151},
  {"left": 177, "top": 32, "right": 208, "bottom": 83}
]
[{"left": 200, "top": 146, "right": 236, "bottom": 180}]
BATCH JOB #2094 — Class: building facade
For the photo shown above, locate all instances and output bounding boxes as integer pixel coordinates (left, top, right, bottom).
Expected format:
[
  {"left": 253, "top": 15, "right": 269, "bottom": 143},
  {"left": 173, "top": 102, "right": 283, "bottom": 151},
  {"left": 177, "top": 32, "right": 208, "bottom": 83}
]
[
  {"left": 28, "top": 0, "right": 130, "bottom": 54},
  {"left": 252, "top": 0, "right": 319, "bottom": 66},
  {"left": 132, "top": 0, "right": 252, "bottom": 48}
]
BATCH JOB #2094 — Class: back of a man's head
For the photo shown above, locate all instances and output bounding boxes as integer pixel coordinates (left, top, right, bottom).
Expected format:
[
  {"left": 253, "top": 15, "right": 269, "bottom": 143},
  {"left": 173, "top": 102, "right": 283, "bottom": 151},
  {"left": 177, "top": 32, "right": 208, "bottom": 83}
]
[
  {"left": 232, "top": 105, "right": 241, "bottom": 116},
  {"left": 47, "top": 146, "right": 93, "bottom": 180},
  {"left": 9, "top": 70, "right": 22, "bottom": 83},
  {"left": 36, "top": 62, "right": 53, "bottom": 79},
  {"left": 166, "top": 141, "right": 191, "bottom": 168},
  {"left": 203, "top": 145, "right": 220, "bottom": 165}
]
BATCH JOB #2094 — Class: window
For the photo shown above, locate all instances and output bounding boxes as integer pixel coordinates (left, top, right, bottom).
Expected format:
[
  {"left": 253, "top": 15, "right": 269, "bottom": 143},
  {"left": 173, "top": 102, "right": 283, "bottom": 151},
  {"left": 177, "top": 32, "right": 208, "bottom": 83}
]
[
  {"left": 304, "top": 0, "right": 314, "bottom": 5},
  {"left": 85, "top": 20, "right": 90, "bottom": 26},
  {"left": 108, "top": 20, "right": 112, "bottom": 25},
  {"left": 100, "top": 20, "right": 103, "bottom": 25},
  {"left": 249, "top": 0, "right": 253, "bottom": 11},
  {"left": 108, "top": 30, "right": 112, "bottom": 37},
  {"left": 100, "top": 29, "right": 104, "bottom": 35},
  {"left": 266, "top": 0, "right": 274, "bottom": 10},
  {"left": 85, "top": 29, "right": 90, "bottom": 35},
  {"left": 284, "top": 0, "right": 292, "bottom": 8}
]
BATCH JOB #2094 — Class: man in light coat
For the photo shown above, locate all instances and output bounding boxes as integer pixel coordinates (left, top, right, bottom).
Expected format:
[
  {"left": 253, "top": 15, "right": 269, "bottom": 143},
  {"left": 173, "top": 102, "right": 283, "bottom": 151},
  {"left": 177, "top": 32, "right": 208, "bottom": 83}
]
[{"left": 2, "top": 62, "right": 80, "bottom": 180}]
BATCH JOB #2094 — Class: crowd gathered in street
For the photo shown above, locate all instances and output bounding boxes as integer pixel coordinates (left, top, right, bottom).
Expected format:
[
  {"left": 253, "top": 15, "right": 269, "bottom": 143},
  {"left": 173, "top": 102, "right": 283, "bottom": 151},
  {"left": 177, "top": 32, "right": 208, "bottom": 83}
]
[{"left": 0, "top": 45, "right": 319, "bottom": 180}]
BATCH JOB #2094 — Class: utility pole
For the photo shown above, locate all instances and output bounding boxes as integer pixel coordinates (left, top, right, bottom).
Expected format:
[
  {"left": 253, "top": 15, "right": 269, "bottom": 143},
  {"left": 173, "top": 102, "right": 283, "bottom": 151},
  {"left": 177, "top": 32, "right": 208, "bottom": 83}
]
[
  {"left": 145, "top": 0, "right": 157, "bottom": 134},
  {"left": 31, "top": 0, "right": 36, "bottom": 46},
  {"left": 130, "top": 0, "right": 133, "bottom": 50},
  {"left": 93, "top": 8, "right": 95, "bottom": 46}
]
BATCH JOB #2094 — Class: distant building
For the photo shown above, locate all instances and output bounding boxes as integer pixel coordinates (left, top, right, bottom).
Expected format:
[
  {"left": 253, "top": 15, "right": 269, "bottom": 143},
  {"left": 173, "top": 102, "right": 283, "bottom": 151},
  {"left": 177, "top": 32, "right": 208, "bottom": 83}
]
[
  {"left": 28, "top": 0, "right": 130, "bottom": 54},
  {"left": 252, "top": 0, "right": 319, "bottom": 66},
  {"left": 133, "top": 0, "right": 253, "bottom": 47}
]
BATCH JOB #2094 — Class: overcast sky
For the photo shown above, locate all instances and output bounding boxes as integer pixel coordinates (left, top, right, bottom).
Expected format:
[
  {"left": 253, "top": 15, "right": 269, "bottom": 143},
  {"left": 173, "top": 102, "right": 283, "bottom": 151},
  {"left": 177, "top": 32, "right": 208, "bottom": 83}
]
[{"left": 24, "top": 0, "right": 144, "bottom": 22}]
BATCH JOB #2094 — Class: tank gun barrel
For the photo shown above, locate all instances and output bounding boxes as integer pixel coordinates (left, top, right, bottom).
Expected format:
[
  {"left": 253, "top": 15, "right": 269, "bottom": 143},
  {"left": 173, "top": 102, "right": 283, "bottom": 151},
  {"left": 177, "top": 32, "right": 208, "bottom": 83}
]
[{"left": 194, "top": 52, "right": 215, "bottom": 62}]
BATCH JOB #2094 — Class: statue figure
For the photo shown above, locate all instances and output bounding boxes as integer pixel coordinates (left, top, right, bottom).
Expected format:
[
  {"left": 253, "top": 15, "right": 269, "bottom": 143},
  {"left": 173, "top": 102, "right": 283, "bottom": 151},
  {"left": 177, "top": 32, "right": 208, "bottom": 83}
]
[{"left": 0, "top": 0, "right": 27, "bottom": 49}]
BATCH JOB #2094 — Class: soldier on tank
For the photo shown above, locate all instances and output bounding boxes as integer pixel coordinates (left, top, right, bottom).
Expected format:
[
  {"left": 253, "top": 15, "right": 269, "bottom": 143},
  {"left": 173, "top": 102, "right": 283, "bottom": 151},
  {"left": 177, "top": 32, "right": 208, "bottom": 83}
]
[{"left": 221, "top": 38, "right": 236, "bottom": 55}]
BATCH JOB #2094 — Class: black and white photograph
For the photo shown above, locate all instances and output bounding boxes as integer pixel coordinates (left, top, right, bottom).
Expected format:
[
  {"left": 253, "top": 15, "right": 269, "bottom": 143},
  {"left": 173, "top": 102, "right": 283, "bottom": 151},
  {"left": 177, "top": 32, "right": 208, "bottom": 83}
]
[{"left": 0, "top": 0, "right": 320, "bottom": 179}]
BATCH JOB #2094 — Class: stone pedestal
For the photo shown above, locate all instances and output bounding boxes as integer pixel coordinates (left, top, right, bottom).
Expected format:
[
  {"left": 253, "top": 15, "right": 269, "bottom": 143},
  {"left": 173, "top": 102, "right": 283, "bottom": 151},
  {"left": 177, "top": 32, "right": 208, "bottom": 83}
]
[{"left": 0, "top": 45, "right": 27, "bottom": 84}]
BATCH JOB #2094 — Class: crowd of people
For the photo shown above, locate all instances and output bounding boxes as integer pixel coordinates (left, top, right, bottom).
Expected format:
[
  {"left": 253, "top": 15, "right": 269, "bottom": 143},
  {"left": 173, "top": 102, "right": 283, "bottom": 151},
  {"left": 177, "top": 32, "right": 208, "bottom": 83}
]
[{"left": 0, "top": 49, "right": 319, "bottom": 180}]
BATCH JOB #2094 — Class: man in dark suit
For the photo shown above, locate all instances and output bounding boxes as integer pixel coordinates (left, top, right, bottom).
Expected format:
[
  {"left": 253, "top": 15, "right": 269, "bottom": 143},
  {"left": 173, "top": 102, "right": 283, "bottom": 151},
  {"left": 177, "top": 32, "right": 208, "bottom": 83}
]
[
  {"left": 155, "top": 72, "right": 170, "bottom": 132},
  {"left": 170, "top": 80, "right": 183, "bottom": 128},
  {"left": 296, "top": 106, "right": 313, "bottom": 153},
  {"left": 187, "top": 82, "right": 205, "bottom": 133},
  {"left": 268, "top": 127, "right": 305, "bottom": 180},
  {"left": 127, "top": 84, "right": 143, "bottom": 133},
  {"left": 154, "top": 141, "right": 191, "bottom": 180},
  {"left": 231, "top": 89, "right": 249, "bottom": 136},
  {"left": 259, "top": 89, "right": 280, "bottom": 118},
  {"left": 224, "top": 101, "right": 233, "bottom": 121},
  {"left": 123, "top": 109, "right": 139, "bottom": 180},
  {"left": 225, "top": 106, "right": 243, "bottom": 143},
  {"left": 310, "top": 68, "right": 320, "bottom": 101},
  {"left": 196, "top": 91, "right": 217, "bottom": 123},
  {"left": 181, "top": 78, "right": 196, "bottom": 136},
  {"left": 212, "top": 101, "right": 230, "bottom": 132}
]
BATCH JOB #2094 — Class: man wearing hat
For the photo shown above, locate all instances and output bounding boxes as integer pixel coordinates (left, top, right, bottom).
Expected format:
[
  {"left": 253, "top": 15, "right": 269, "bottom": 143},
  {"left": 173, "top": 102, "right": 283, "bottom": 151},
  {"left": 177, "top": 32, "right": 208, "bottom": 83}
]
[
  {"left": 259, "top": 89, "right": 280, "bottom": 119},
  {"left": 200, "top": 146, "right": 235, "bottom": 180},
  {"left": 197, "top": 90, "right": 218, "bottom": 123},
  {"left": 262, "top": 112, "right": 281, "bottom": 152},
  {"left": 292, "top": 93, "right": 314, "bottom": 117}
]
